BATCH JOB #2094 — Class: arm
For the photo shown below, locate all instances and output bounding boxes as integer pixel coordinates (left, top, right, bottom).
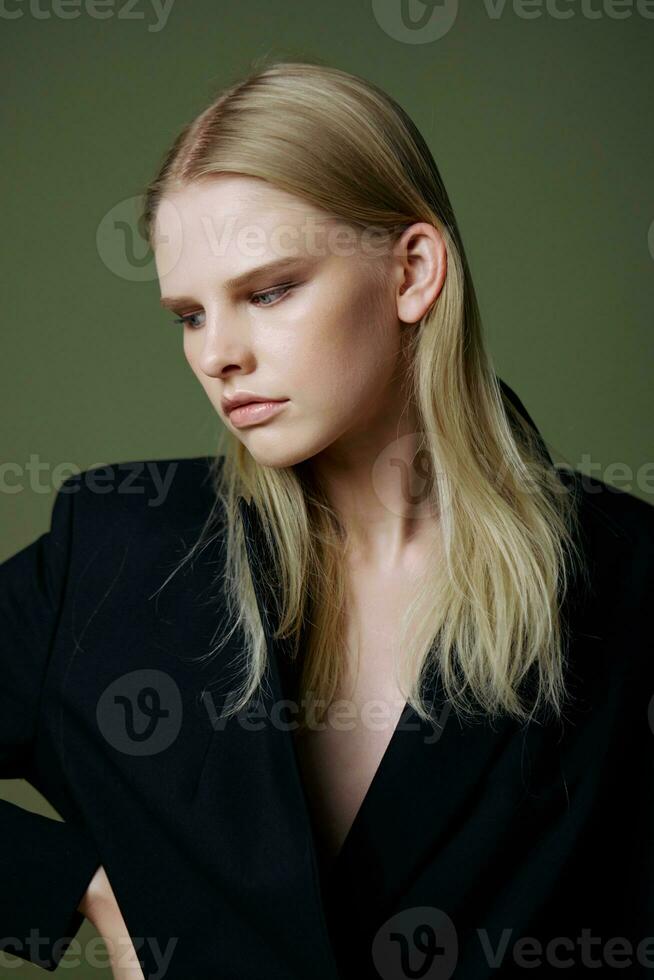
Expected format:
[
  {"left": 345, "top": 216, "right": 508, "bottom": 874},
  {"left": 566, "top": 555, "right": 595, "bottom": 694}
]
[
  {"left": 77, "top": 866, "right": 144, "bottom": 979},
  {"left": 0, "top": 477, "right": 102, "bottom": 972}
]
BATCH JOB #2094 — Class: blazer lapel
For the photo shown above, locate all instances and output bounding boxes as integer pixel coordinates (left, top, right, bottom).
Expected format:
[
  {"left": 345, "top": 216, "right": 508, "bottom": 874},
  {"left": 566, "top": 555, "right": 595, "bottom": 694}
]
[{"left": 237, "top": 496, "right": 343, "bottom": 977}]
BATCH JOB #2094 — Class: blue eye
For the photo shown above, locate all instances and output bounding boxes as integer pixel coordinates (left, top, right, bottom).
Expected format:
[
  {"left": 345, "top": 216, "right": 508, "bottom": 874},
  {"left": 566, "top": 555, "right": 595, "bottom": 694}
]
[
  {"left": 250, "top": 284, "right": 292, "bottom": 307},
  {"left": 171, "top": 283, "right": 294, "bottom": 329},
  {"left": 173, "top": 311, "right": 205, "bottom": 329}
]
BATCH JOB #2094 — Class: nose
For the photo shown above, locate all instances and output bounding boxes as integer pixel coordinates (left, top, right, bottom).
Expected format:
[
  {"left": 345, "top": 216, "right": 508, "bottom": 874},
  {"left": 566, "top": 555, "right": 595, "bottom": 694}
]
[{"left": 193, "top": 306, "right": 255, "bottom": 380}]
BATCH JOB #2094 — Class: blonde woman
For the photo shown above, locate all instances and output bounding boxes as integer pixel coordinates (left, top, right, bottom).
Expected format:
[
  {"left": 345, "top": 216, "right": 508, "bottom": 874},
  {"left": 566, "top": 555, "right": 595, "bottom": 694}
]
[{"left": 2, "top": 60, "right": 653, "bottom": 980}]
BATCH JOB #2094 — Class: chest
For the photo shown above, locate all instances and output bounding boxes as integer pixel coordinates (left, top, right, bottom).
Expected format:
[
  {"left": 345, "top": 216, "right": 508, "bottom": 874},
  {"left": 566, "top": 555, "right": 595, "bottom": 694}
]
[{"left": 292, "top": 562, "right": 422, "bottom": 864}]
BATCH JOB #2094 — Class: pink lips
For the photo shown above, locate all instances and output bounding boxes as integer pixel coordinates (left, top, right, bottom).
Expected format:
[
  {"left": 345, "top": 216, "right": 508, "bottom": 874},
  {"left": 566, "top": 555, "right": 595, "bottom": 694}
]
[{"left": 226, "top": 399, "right": 289, "bottom": 428}]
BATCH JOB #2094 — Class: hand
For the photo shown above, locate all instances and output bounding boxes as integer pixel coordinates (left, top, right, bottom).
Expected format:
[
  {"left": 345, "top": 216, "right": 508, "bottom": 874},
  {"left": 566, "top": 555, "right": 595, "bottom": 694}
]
[{"left": 78, "top": 865, "right": 144, "bottom": 979}]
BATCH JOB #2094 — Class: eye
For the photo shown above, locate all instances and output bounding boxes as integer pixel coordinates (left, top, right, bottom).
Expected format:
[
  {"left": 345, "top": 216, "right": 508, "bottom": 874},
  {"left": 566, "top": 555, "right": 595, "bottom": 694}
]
[
  {"left": 173, "top": 311, "right": 205, "bottom": 329},
  {"left": 250, "top": 283, "right": 293, "bottom": 307},
  {"left": 171, "top": 283, "right": 296, "bottom": 328}
]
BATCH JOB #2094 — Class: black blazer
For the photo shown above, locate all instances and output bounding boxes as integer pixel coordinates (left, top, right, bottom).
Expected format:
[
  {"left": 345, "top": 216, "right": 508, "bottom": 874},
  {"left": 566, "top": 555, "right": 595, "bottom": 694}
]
[{"left": 1, "top": 382, "right": 653, "bottom": 979}]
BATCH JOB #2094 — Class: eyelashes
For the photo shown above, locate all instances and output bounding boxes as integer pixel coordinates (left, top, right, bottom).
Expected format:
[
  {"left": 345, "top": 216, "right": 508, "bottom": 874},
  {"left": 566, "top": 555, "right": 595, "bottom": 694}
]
[
  {"left": 251, "top": 284, "right": 294, "bottom": 307},
  {"left": 172, "top": 283, "right": 296, "bottom": 329},
  {"left": 173, "top": 311, "right": 204, "bottom": 329}
]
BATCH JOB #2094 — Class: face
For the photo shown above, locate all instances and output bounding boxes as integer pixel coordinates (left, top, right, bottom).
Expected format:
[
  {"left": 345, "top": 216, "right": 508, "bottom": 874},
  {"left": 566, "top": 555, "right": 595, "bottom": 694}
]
[{"left": 154, "top": 175, "right": 414, "bottom": 470}]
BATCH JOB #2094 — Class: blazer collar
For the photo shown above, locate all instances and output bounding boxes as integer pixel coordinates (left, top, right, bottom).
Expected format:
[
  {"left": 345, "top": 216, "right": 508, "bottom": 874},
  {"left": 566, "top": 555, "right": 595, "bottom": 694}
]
[{"left": 496, "top": 376, "right": 554, "bottom": 467}]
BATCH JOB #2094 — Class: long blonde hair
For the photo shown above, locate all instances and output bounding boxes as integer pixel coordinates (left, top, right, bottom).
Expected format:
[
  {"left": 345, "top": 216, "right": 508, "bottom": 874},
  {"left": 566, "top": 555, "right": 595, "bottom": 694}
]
[{"left": 140, "top": 58, "right": 587, "bottom": 729}]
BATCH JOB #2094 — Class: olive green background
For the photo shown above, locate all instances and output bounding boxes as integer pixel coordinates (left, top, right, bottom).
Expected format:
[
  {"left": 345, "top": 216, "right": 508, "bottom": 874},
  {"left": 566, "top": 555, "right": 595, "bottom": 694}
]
[{"left": 1, "top": 0, "right": 653, "bottom": 975}]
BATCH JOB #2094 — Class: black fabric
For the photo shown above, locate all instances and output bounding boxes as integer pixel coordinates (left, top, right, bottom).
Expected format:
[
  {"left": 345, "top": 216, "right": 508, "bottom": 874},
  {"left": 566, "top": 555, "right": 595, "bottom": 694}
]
[
  {"left": 1, "top": 381, "right": 653, "bottom": 978},
  {"left": 0, "top": 481, "right": 105, "bottom": 971}
]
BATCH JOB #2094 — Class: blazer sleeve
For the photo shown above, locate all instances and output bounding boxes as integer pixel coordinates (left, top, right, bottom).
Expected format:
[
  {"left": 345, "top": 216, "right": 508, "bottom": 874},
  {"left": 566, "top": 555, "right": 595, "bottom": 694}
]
[{"left": 0, "top": 477, "right": 102, "bottom": 972}]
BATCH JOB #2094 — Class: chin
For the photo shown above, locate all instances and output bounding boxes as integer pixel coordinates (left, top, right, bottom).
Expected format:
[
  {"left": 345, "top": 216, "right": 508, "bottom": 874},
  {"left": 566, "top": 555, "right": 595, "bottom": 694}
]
[
  {"left": 239, "top": 442, "right": 308, "bottom": 470},
  {"left": 238, "top": 430, "right": 326, "bottom": 471}
]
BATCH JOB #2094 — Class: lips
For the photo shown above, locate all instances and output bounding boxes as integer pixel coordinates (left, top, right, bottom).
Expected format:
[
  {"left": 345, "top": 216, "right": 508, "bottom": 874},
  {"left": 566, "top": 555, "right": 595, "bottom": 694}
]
[
  {"left": 224, "top": 398, "right": 285, "bottom": 414},
  {"left": 230, "top": 399, "right": 271, "bottom": 410},
  {"left": 221, "top": 391, "right": 288, "bottom": 414},
  {"left": 226, "top": 399, "right": 289, "bottom": 429}
]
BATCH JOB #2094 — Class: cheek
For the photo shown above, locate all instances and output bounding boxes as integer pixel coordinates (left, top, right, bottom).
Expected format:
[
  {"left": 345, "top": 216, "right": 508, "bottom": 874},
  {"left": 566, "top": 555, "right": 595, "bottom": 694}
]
[{"left": 292, "top": 323, "right": 397, "bottom": 414}]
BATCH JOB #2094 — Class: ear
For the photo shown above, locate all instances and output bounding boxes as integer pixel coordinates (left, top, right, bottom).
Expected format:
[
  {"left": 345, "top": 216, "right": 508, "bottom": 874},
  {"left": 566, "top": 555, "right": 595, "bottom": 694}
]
[{"left": 394, "top": 221, "right": 447, "bottom": 324}]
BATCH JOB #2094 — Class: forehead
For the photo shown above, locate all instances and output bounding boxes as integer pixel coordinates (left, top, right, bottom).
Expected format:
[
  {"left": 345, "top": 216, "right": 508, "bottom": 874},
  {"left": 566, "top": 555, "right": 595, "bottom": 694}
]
[
  {"left": 153, "top": 175, "right": 333, "bottom": 260},
  {"left": 152, "top": 175, "right": 362, "bottom": 294}
]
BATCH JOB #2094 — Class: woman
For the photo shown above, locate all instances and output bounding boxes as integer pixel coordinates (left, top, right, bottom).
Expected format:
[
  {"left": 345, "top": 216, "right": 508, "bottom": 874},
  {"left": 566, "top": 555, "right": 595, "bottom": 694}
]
[{"left": 2, "top": 60, "right": 653, "bottom": 979}]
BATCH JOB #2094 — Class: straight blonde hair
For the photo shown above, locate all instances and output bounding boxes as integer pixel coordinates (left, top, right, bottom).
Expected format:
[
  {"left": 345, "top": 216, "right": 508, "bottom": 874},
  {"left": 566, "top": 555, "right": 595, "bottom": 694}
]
[{"left": 140, "top": 58, "right": 587, "bottom": 730}]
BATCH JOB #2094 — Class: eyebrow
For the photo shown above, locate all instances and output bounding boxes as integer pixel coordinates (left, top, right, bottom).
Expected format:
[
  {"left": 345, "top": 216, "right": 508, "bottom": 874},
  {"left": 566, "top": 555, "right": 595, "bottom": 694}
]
[{"left": 159, "top": 256, "right": 312, "bottom": 310}]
